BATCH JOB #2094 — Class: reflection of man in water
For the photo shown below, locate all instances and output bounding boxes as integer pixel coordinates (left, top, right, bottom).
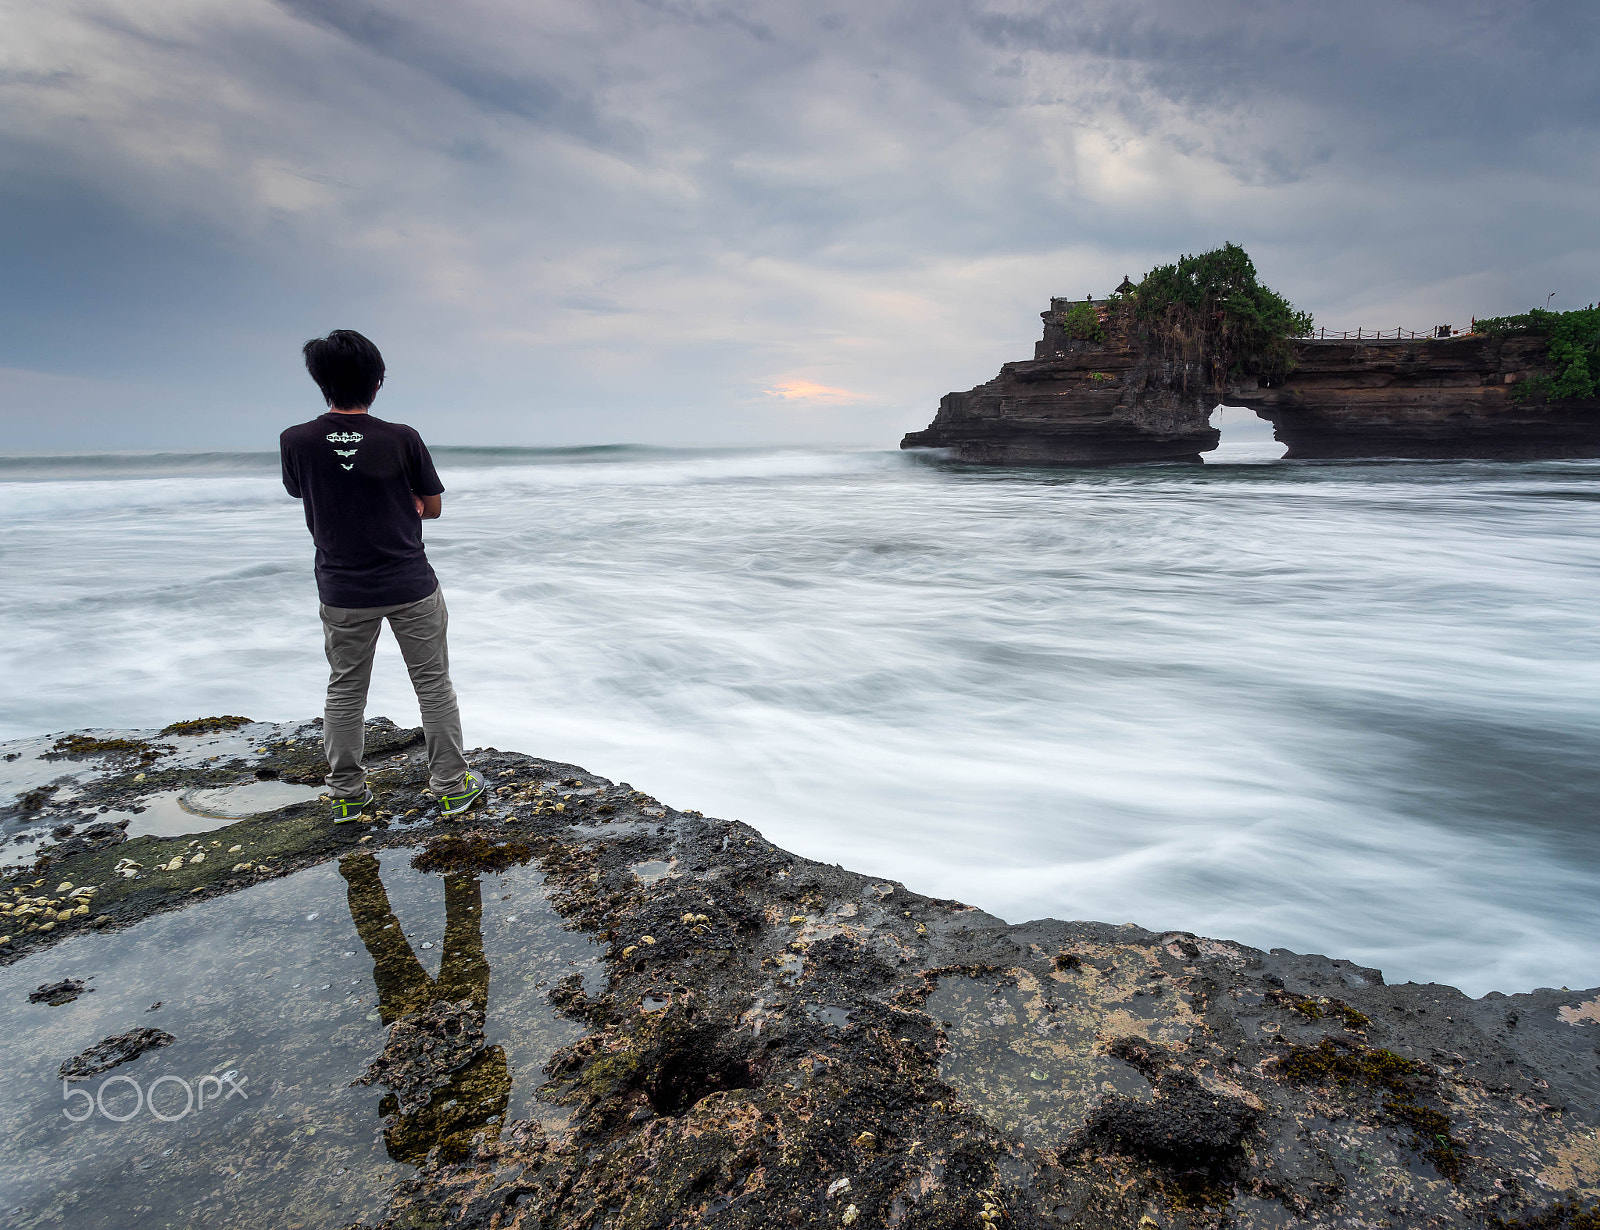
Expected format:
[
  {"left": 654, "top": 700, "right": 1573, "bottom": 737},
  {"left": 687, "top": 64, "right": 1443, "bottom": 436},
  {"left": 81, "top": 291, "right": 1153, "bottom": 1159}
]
[{"left": 340, "top": 853, "right": 508, "bottom": 1164}]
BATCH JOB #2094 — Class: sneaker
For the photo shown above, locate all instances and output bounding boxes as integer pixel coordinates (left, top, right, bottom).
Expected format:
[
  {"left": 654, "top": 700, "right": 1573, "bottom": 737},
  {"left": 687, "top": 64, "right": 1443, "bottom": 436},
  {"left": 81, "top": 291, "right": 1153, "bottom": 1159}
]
[
  {"left": 439, "top": 771, "right": 487, "bottom": 817},
  {"left": 331, "top": 787, "right": 374, "bottom": 823}
]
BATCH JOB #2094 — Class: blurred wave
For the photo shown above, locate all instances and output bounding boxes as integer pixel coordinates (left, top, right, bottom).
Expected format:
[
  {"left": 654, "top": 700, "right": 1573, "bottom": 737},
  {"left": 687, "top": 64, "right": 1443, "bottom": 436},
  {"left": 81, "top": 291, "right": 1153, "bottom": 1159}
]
[
  {"left": 2, "top": 445, "right": 1598, "bottom": 996},
  {"left": 0, "top": 445, "right": 910, "bottom": 516}
]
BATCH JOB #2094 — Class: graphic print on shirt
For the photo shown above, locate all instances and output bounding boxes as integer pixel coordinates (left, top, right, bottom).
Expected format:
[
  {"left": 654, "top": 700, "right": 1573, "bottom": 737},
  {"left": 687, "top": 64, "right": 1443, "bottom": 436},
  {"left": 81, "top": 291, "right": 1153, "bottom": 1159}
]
[{"left": 326, "top": 430, "right": 363, "bottom": 471}]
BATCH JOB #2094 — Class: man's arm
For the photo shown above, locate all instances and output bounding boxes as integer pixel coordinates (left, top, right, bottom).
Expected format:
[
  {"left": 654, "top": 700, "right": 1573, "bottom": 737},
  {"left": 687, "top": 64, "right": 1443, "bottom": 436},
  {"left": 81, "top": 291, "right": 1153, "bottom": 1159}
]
[
  {"left": 407, "top": 429, "right": 444, "bottom": 520},
  {"left": 280, "top": 433, "right": 302, "bottom": 498}
]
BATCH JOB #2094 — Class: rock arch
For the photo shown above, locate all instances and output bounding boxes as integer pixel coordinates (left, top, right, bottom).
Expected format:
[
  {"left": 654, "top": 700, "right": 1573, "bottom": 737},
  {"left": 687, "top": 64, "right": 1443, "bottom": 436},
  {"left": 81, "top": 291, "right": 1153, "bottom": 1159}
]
[{"left": 901, "top": 299, "right": 1600, "bottom": 464}]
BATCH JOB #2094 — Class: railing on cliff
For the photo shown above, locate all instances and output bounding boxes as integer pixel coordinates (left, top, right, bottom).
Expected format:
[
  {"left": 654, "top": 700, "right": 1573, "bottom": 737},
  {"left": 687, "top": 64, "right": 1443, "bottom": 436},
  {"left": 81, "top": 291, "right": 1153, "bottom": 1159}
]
[
  {"left": 1063, "top": 302, "right": 1474, "bottom": 343},
  {"left": 1309, "top": 325, "right": 1473, "bottom": 341}
]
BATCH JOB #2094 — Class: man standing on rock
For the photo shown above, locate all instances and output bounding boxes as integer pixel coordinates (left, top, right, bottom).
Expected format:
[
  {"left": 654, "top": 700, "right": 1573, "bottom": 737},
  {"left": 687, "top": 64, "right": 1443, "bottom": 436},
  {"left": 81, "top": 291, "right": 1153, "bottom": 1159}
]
[{"left": 280, "top": 329, "right": 486, "bottom": 822}]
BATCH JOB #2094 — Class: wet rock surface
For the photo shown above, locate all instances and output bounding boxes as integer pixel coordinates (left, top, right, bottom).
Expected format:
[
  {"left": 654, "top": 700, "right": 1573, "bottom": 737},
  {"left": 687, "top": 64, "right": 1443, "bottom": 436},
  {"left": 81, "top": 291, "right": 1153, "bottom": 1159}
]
[
  {"left": 355, "top": 998, "right": 490, "bottom": 1115},
  {"left": 58, "top": 1026, "right": 174, "bottom": 1078},
  {"left": 1070, "top": 1068, "right": 1258, "bottom": 1181},
  {"left": 2, "top": 720, "right": 1598, "bottom": 1228},
  {"left": 28, "top": 976, "right": 92, "bottom": 1005},
  {"left": 0, "top": 837, "right": 592, "bottom": 1228}
]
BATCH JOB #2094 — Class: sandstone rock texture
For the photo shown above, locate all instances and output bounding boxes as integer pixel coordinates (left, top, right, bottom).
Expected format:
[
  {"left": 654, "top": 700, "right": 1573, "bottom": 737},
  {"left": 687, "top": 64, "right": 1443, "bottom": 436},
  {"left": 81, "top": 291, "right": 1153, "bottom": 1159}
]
[
  {"left": 1233, "top": 334, "right": 1600, "bottom": 459},
  {"left": 901, "top": 299, "right": 1219, "bottom": 466},
  {"left": 903, "top": 302, "right": 1600, "bottom": 464}
]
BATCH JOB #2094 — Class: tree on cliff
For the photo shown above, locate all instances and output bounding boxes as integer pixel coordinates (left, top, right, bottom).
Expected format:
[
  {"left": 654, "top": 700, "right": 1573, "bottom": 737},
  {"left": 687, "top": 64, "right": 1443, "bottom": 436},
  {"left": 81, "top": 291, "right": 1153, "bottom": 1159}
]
[
  {"left": 1061, "top": 298, "right": 1105, "bottom": 342},
  {"left": 1473, "top": 306, "right": 1600, "bottom": 402},
  {"left": 1131, "top": 242, "right": 1313, "bottom": 387}
]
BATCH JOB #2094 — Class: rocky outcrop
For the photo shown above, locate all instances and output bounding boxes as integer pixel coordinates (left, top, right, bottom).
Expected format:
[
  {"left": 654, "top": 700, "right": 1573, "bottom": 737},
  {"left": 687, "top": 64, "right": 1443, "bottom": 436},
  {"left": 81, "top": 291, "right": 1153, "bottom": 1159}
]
[
  {"left": 1232, "top": 334, "right": 1600, "bottom": 459},
  {"left": 903, "top": 302, "right": 1600, "bottom": 464},
  {"left": 901, "top": 299, "right": 1219, "bottom": 465},
  {"left": 6, "top": 720, "right": 1599, "bottom": 1230}
]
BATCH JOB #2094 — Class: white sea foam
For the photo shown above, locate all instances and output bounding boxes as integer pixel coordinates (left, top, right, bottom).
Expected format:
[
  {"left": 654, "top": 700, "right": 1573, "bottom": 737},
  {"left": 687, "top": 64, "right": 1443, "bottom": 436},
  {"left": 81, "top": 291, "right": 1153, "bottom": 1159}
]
[{"left": 3, "top": 444, "right": 1598, "bottom": 996}]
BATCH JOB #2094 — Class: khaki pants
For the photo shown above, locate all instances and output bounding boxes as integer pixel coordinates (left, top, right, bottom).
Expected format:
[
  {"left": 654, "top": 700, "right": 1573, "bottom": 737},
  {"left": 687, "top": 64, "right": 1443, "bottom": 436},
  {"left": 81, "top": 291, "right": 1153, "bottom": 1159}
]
[{"left": 319, "top": 586, "right": 468, "bottom": 798}]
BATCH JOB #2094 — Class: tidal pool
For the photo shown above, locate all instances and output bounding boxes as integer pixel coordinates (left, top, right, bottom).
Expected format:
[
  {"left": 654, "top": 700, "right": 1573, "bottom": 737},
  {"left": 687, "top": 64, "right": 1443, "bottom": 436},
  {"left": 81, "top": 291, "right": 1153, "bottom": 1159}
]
[
  {"left": 180, "top": 780, "right": 328, "bottom": 821},
  {"left": 3, "top": 779, "right": 327, "bottom": 869},
  {"left": 73, "top": 782, "right": 329, "bottom": 845},
  {"left": 0, "top": 847, "right": 601, "bottom": 1229},
  {"left": 629, "top": 859, "right": 677, "bottom": 884}
]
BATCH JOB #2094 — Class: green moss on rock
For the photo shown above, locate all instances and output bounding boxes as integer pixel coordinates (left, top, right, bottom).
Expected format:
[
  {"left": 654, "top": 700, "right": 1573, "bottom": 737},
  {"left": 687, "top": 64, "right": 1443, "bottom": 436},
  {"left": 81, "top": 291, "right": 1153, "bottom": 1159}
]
[
  {"left": 411, "top": 834, "right": 532, "bottom": 875},
  {"left": 1494, "top": 1201, "right": 1600, "bottom": 1230},
  {"left": 159, "top": 715, "right": 253, "bottom": 736},
  {"left": 46, "top": 734, "right": 172, "bottom": 763},
  {"left": 1278, "top": 1038, "right": 1463, "bottom": 1182}
]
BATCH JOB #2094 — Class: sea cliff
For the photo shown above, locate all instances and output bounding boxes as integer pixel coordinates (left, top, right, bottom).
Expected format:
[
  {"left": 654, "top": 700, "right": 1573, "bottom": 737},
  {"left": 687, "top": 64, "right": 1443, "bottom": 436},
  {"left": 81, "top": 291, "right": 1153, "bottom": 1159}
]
[
  {"left": 2, "top": 719, "right": 1598, "bottom": 1230},
  {"left": 1232, "top": 333, "right": 1600, "bottom": 459},
  {"left": 903, "top": 301, "right": 1600, "bottom": 465},
  {"left": 900, "top": 299, "right": 1219, "bottom": 466}
]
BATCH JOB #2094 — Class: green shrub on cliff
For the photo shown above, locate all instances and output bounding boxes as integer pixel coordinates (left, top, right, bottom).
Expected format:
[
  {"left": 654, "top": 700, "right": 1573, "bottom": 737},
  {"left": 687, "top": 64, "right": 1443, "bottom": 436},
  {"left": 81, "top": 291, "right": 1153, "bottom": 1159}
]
[
  {"left": 1132, "top": 242, "right": 1313, "bottom": 385},
  {"left": 1062, "top": 298, "right": 1105, "bottom": 342},
  {"left": 1474, "top": 306, "right": 1600, "bottom": 402}
]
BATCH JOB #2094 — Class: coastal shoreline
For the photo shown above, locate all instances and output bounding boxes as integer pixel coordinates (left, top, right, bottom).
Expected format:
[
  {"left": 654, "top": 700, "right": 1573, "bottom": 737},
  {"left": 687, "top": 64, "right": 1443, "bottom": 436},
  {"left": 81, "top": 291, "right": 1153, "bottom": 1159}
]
[{"left": 3, "top": 719, "right": 1597, "bottom": 1229}]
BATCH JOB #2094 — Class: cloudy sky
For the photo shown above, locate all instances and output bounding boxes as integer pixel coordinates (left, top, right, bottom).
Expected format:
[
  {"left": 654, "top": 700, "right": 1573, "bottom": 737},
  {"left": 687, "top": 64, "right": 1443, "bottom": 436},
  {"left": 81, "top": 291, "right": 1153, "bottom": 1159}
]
[{"left": 3, "top": 0, "right": 1597, "bottom": 451}]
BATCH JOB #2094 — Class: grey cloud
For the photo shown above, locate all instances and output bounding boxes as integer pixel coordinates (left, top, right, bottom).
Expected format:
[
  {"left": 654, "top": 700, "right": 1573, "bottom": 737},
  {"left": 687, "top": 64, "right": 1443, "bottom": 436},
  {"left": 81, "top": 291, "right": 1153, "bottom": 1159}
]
[
  {"left": 561, "top": 294, "right": 630, "bottom": 314},
  {"left": 274, "top": 0, "right": 619, "bottom": 146},
  {"left": 0, "top": 0, "right": 1596, "bottom": 450},
  {"left": 633, "top": 0, "right": 780, "bottom": 45},
  {"left": 965, "top": 0, "right": 1600, "bottom": 157}
]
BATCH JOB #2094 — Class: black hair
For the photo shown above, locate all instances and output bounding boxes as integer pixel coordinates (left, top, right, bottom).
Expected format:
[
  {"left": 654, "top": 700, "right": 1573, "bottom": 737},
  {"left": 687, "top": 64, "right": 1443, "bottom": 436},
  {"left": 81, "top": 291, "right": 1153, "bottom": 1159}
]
[{"left": 302, "top": 330, "right": 386, "bottom": 409}]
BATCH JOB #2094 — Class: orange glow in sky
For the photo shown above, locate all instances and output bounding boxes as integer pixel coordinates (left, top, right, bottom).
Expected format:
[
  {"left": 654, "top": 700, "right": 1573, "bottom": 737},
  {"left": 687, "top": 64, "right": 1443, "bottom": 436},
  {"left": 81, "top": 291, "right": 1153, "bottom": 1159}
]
[{"left": 764, "top": 380, "right": 866, "bottom": 402}]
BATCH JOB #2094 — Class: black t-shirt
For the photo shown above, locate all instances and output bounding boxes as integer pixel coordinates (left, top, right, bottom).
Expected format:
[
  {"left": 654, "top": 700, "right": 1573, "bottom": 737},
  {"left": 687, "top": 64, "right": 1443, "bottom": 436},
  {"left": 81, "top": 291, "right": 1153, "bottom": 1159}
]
[{"left": 280, "top": 412, "right": 446, "bottom": 608}]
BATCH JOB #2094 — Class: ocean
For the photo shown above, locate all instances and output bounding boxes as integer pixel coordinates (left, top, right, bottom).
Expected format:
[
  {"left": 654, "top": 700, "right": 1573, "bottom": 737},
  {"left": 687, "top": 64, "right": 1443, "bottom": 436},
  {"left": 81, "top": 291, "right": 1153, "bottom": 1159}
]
[{"left": 2, "top": 441, "right": 1597, "bottom": 997}]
